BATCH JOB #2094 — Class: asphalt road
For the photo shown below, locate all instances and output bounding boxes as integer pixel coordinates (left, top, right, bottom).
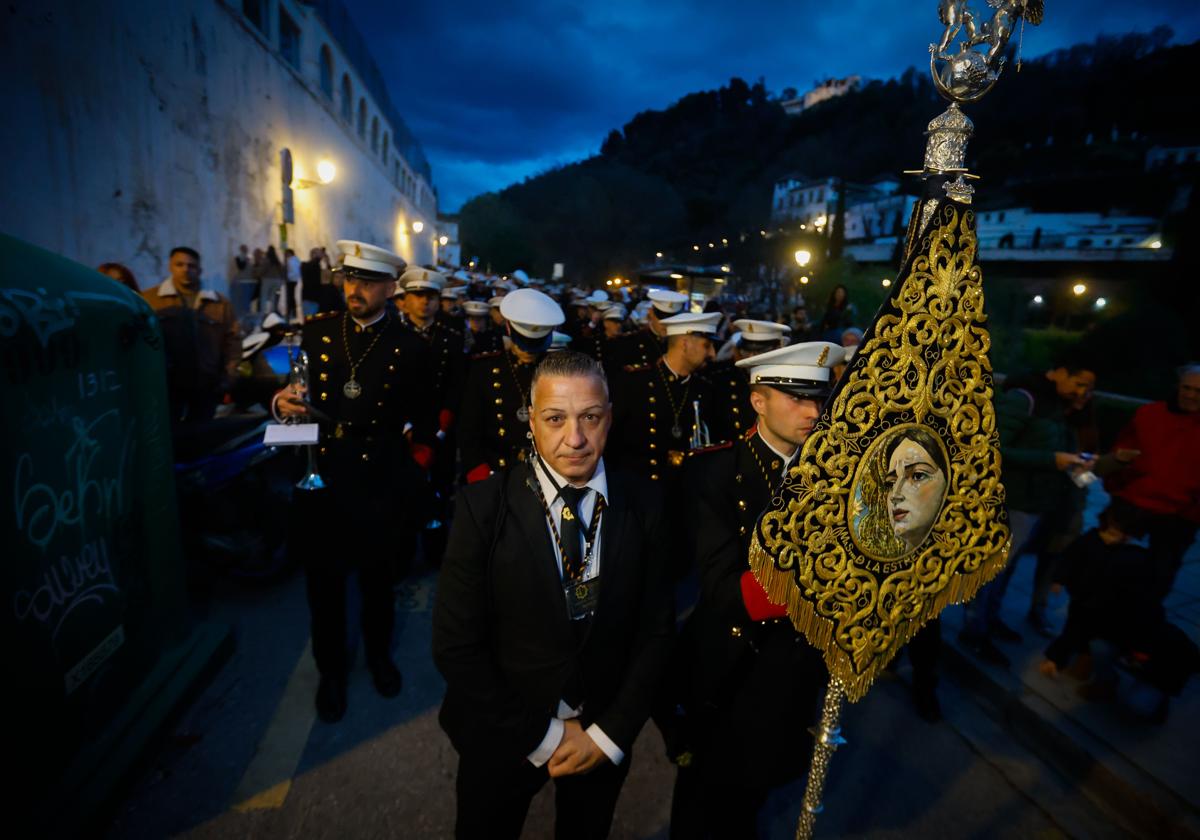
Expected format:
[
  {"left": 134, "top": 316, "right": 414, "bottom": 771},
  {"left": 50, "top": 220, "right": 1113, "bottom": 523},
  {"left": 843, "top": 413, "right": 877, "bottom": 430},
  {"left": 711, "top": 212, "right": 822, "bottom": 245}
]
[{"left": 104, "top": 564, "right": 1073, "bottom": 840}]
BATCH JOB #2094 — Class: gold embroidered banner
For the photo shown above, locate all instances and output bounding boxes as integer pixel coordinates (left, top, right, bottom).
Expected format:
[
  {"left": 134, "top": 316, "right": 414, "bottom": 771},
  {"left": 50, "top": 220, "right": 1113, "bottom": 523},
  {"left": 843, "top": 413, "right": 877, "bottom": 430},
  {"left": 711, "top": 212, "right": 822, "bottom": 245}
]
[{"left": 750, "top": 193, "right": 1010, "bottom": 702}]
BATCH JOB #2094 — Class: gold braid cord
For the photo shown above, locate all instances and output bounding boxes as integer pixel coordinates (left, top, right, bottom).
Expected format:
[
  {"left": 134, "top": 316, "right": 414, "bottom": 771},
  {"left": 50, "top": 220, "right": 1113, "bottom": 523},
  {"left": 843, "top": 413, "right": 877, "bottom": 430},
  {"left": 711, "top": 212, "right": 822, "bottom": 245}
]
[{"left": 750, "top": 199, "right": 1011, "bottom": 702}]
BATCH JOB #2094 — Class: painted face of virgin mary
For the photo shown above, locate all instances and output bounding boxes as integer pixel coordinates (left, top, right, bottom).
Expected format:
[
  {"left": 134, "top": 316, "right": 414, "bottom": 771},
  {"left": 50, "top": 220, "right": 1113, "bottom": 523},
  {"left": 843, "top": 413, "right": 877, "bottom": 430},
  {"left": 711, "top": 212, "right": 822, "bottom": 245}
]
[{"left": 885, "top": 437, "right": 948, "bottom": 550}]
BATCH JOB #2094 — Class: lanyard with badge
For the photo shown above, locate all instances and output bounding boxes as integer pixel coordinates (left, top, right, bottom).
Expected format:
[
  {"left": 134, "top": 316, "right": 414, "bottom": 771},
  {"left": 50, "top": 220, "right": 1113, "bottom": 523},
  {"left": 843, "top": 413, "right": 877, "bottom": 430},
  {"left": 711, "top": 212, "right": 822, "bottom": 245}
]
[{"left": 528, "top": 452, "right": 605, "bottom": 620}]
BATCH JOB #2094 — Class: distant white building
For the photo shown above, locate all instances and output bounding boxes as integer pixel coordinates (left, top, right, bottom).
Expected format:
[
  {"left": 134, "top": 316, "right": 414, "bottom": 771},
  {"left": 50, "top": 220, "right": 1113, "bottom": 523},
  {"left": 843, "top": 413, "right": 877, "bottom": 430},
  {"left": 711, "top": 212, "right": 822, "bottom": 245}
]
[
  {"left": 975, "top": 208, "right": 1161, "bottom": 250},
  {"left": 781, "top": 76, "right": 863, "bottom": 116},
  {"left": 0, "top": 0, "right": 443, "bottom": 292},
  {"left": 771, "top": 174, "right": 912, "bottom": 241}
]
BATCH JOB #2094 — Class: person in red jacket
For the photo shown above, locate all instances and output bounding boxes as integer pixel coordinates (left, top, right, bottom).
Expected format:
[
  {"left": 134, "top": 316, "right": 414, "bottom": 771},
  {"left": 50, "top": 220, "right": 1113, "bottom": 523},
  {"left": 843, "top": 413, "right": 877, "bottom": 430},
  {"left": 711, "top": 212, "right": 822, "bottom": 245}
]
[{"left": 1104, "top": 364, "right": 1200, "bottom": 602}]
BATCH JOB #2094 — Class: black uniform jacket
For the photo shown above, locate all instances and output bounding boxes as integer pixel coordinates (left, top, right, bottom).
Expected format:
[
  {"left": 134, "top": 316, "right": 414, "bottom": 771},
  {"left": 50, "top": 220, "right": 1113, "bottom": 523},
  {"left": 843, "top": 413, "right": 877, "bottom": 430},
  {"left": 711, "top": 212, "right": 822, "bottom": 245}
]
[
  {"left": 458, "top": 347, "right": 540, "bottom": 475},
  {"left": 685, "top": 432, "right": 824, "bottom": 784},
  {"left": 397, "top": 313, "right": 466, "bottom": 418},
  {"left": 433, "top": 462, "right": 674, "bottom": 764},
  {"left": 302, "top": 310, "right": 433, "bottom": 516},
  {"left": 705, "top": 359, "right": 753, "bottom": 439},
  {"left": 608, "top": 358, "right": 731, "bottom": 483}
]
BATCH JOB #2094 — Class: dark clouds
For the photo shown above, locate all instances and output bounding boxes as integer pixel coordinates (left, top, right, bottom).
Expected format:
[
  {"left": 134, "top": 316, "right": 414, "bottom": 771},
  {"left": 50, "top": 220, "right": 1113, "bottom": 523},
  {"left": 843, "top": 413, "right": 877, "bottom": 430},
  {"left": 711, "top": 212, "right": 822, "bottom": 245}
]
[{"left": 343, "top": 0, "right": 1200, "bottom": 210}]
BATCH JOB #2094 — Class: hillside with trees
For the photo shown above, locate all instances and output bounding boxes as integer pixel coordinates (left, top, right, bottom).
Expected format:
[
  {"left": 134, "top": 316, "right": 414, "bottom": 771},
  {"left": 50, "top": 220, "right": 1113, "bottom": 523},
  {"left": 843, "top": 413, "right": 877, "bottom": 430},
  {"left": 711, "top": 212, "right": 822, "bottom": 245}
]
[{"left": 459, "top": 28, "right": 1196, "bottom": 284}]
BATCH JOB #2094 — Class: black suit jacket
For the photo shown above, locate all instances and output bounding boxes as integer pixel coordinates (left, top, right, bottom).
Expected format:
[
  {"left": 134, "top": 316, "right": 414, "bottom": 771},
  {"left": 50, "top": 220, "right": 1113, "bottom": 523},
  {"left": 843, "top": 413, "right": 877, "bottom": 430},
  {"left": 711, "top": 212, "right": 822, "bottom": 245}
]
[{"left": 433, "top": 462, "right": 673, "bottom": 764}]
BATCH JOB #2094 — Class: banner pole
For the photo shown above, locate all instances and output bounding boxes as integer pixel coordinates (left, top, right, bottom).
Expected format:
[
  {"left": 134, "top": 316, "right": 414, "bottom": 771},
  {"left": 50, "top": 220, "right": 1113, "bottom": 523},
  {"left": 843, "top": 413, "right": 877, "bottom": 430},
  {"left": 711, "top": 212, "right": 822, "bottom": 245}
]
[{"left": 796, "top": 676, "right": 847, "bottom": 840}]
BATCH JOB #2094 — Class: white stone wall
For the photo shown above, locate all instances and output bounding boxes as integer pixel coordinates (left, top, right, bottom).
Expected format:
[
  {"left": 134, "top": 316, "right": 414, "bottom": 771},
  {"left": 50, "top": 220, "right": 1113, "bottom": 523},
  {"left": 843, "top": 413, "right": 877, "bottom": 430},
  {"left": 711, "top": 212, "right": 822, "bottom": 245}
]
[{"left": 0, "top": 0, "right": 441, "bottom": 294}]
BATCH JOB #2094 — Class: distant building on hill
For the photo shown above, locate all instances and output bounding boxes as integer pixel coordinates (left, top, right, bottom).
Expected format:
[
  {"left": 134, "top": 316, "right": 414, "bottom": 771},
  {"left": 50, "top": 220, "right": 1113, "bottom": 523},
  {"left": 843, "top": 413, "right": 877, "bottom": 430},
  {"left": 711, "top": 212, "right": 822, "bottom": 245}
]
[
  {"left": 781, "top": 76, "right": 863, "bottom": 116},
  {"left": 1145, "top": 145, "right": 1200, "bottom": 171},
  {"left": 770, "top": 174, "right": 910, "bottom": 241}
]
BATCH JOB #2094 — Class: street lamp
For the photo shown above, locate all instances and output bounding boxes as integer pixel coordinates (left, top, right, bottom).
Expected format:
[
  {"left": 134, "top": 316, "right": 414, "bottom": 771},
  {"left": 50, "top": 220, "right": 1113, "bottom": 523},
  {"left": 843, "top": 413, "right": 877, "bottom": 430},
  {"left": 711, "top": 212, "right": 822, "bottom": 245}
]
[
  {"left": 1095, "top": 297, "right": 1107, "bottom": 309},
  {"left": 412, "top": 221, "right": 425, "bottom": 234},
  {"left": 795, "top": 250, "right": 812, "bottom": 268},
  {"left": 438, "top": 235, "right": 449, "bottom": 246},
  {"left": 799, "top": 275, "right": 810, "bottom": 285},
  {"left": 1032, "top": 294, "right": 1044, "bottom": 305},
  {"left": 1072, "top": 282, "right": 1087, "bottom": 296},
  {"left": 655, "top": 251, "right": 663, "bottom": 258},
  {"left": 881, "top": 278, "right": 892, "bottom": 287},
  {"left": 316, "top": 159, "right": 337, "bottom": 184}
]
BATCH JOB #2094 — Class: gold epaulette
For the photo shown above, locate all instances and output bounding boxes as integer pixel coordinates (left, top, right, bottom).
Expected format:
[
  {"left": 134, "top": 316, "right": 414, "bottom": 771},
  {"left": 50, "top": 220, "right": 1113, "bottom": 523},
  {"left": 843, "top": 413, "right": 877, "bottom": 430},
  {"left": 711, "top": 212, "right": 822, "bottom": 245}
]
[
  {"left": 307, "top": 310, "right": 341, "bottom": 322},
  {"left": 471, "top": 349, "right": 503, "bottom": 360}
]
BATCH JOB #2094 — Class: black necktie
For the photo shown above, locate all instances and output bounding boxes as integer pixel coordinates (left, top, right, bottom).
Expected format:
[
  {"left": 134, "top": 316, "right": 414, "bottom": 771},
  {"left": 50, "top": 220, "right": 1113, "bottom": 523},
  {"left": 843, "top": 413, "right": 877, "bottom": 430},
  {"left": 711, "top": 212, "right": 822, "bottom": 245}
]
[{"left": 558, "top": 485, "right": 588, "bottom": 581}]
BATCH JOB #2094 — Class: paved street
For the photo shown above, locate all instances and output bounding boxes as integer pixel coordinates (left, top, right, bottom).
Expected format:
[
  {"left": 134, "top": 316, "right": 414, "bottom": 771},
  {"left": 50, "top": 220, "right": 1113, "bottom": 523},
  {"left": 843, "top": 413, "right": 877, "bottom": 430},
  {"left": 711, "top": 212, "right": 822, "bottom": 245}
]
[{"left": 106, "top": 558, "right": 1085, "bottom": 840}]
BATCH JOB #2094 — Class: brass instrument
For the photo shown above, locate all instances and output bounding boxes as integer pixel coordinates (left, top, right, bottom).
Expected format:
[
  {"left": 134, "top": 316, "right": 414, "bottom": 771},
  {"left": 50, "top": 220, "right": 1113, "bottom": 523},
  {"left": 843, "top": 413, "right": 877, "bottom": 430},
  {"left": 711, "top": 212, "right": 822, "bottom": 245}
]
[
  {"left": 689, "top": 398, "right": 711, "bottom": 450},
  {"left": 286, "top": 339, "right": 326, "bottom": 491}
]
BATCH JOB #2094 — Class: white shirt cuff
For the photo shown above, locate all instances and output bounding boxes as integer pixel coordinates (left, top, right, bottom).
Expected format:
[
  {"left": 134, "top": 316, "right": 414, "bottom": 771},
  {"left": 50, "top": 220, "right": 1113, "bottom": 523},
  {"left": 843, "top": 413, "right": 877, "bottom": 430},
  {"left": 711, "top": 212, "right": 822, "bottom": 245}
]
[
  {"left": 527, "top": 718, "right": 564, "bottom": 768},
  {"left": 586, "top": 724, "right": 624, "bottom": 766}
]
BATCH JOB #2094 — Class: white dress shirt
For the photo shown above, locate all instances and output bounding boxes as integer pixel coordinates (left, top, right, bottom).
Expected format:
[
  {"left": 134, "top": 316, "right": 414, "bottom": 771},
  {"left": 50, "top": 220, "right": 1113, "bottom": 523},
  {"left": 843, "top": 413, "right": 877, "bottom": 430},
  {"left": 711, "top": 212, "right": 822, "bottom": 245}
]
[{"left": 525, "top": 455, "right": 625, "bottom": 768}]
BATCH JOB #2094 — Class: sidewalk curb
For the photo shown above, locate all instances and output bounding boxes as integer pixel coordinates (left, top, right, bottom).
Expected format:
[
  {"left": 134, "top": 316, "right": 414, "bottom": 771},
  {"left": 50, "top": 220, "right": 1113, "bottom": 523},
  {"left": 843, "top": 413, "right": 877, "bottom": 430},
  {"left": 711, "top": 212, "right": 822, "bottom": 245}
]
[{"left": 942, "top": 640, "right": 1200, "bottom": 840}]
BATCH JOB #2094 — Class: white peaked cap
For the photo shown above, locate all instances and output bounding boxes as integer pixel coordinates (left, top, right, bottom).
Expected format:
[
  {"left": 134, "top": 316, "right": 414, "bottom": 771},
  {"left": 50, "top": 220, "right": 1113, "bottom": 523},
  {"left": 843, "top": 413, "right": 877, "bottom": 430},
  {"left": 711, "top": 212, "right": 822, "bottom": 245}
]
[
  {"left": 647, "top": 288, "right": 689, "bottom": 315},
  {"left": 398, "top": 267, "right": 446, "bottom": 293},
  {"left": 336, "top": 239, "right": 406, "bottom": 277},
  {"left": 463, "top": 300, "right": 490, "bottom": 316},
  {"left": 733, "top": 319, "right": 791, "bottom": 344},
  {"left": 736, "top": 341, "right": 845, "bottom": 398},
  {"left": 660, "top": 311, "right": 722, "bottom": 336},
  {"left": 499, "top": 288, "right": 565, "bottom": 339}
]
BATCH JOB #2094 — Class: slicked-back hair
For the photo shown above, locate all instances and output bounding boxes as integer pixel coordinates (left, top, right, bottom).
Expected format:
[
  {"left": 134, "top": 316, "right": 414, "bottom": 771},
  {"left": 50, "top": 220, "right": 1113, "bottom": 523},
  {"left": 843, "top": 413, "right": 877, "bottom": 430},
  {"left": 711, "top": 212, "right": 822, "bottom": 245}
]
[
  {"left": 530, "top": 350, "right": 609, "bottom": 403},
  {"left": 169, "top": 246, "right": 200, "bottom": 261}
]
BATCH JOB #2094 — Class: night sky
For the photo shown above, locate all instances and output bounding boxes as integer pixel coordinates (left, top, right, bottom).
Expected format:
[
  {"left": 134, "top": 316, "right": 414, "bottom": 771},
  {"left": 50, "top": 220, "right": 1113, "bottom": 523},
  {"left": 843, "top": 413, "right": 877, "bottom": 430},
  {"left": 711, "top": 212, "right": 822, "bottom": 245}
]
[{"left": 343, "top": 0, "right": 1200, "bottom": 211}]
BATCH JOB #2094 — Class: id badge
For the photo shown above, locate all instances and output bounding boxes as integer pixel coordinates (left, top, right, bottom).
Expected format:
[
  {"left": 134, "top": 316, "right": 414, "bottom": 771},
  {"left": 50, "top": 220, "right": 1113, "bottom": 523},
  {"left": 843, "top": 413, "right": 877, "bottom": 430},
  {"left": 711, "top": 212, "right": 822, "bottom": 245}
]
[{"left": 565, "top": 577, "right": 599, "bottom": 620}]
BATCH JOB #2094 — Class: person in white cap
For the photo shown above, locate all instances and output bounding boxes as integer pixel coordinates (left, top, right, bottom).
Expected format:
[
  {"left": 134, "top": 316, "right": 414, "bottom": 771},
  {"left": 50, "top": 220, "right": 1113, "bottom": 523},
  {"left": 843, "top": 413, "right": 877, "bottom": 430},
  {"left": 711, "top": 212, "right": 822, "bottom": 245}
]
[
  {"left": 439, "top": 284, "right": 466, "bottom": 329},
  {"left": 597, "top": 288, "right": 689, "bottom": 372},
  {"left": 488, "top": 295, "right": 507, "bottom": 328},
  {"left": 670, "top": 340, "right": 843, "bottom": 838},
  {"left": 459, "top": 288, "right": 565, "bottom": 483},
  {"left": 608, "top": 310, "right": 731, "bottom": 491},
  {"left": 271, "top": 239, "right": 435, "bottom": 723},
  {"left": 708, "top": 318, "right": 792, "bottom": 438},
  {"left": 601, "top": 304, "right": 627, "bottom": 339},
  {"left": 462, "top": 298, "right": 503, "bottom": 355},
  {"left": 392, "top": 267, "right": 467, "bottom": 561}
]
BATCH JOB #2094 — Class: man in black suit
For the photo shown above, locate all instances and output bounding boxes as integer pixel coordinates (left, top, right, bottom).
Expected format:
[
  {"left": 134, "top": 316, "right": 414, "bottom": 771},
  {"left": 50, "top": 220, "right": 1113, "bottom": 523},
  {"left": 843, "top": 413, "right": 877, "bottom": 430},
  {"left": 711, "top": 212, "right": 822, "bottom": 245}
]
[
  {"left": 671, "top": 341, "right": 844, "bottom": 839},
  {"left": 434, "top": 351, "right": 673, "bottom": 840}
]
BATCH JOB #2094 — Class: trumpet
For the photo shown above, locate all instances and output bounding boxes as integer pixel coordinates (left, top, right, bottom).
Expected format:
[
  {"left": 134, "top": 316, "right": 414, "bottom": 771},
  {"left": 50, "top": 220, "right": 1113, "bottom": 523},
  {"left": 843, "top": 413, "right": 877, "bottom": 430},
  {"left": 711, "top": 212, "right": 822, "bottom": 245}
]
[
  {"left": 286, "top": 342, "right": 327, "bottom": 491},
  {"left": 689, "top": 399, "right": 711, "bottom": 451}
]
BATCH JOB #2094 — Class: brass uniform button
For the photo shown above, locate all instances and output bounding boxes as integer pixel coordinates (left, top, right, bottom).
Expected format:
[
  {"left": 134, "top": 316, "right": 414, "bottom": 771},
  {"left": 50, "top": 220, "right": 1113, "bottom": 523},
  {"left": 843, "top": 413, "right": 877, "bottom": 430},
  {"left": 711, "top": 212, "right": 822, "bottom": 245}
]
[
  {"left": 498, "top": 458, "right": 507, "bottom": 467},
  {"left": 494, "top": 397, "right": 503, "bottom": 405},
  {"left": 732, "top": 407, "right": 739, "bottom": 414},
  {"left": 648, "top": 396, "right": 656, "bottom": 403},
  {"left": 649, "top": 458, "right": 657, "bottom": 466},
  {"left": 393, "top": 347, "right": 401, "bottom": 355},
  {"left": 648, "top": 427, "right": 656, "bottom": 434},
  {"left": 377, "top": 400, "right": 384, "bottom": 407},
  {"left": 735, "top": 474, "right": 743, "bottom": 482},
  {"left": 649, "top": 443, "right": 656, "bottom": 450},
  {"left": 737, "top": 500, "right": 747, "bottom": 510},
  {"left": 388, "top": 364, "right": 395, "bottom": 372},
  {"left": 739, "top": 525, "right": 747, "bottom": 536},
  {"left": 321, "top": 335, "right": 331, "bottom": 344},
  {"left": 649, "top": 412, "right": 656, "bottom": 420},
  {"left": 650, "top": 473, "right": 659, "bottom": 481},
  {"left": 383, "top": 383, "right": 391, "bottom": 390},
  {"left": 493, "top": 381, "right": 501, "bottom": 389},
  {"left": 318, "top": 446, "right": 327, "bottom": 455},
  {"left": 319, "top": 372, "right": 328, "bottom": 381},
  {"left": 492, "top": 367, "right": 500, "bottom": 374},
  {"left": 730, "top": 626, "right": 743, "bottom": 638},
  {"left": 498, "top": 427, "right": 506, "bottom": 437},
  {"left": 320, "top": 392, "right": 328, "bottom": 401},
  {"left": 320, "top": 353, "right": 330, "bottom": 362},
  {"left": 362, "top": 452, "right": 370, "bottom": 461},
  {"left": 771, "top": 460, "right": 780, "bottom": 470}
]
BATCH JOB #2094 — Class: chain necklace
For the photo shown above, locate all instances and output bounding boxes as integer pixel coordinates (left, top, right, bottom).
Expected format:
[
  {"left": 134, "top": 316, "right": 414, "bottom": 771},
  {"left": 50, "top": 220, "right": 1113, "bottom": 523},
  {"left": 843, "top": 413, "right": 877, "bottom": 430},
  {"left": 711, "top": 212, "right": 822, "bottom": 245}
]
[
  {"left": 506, "top": 348, "right": 533, "bottom": 422},
  {"left": 655, "top": 357, "right": 691, "bottom": 439},
  {"left": 527, "top": 462, "right": 606, "bottom": 582},
  {"left": 340, "top": 312, "right": 390, "bottom": 399}
]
